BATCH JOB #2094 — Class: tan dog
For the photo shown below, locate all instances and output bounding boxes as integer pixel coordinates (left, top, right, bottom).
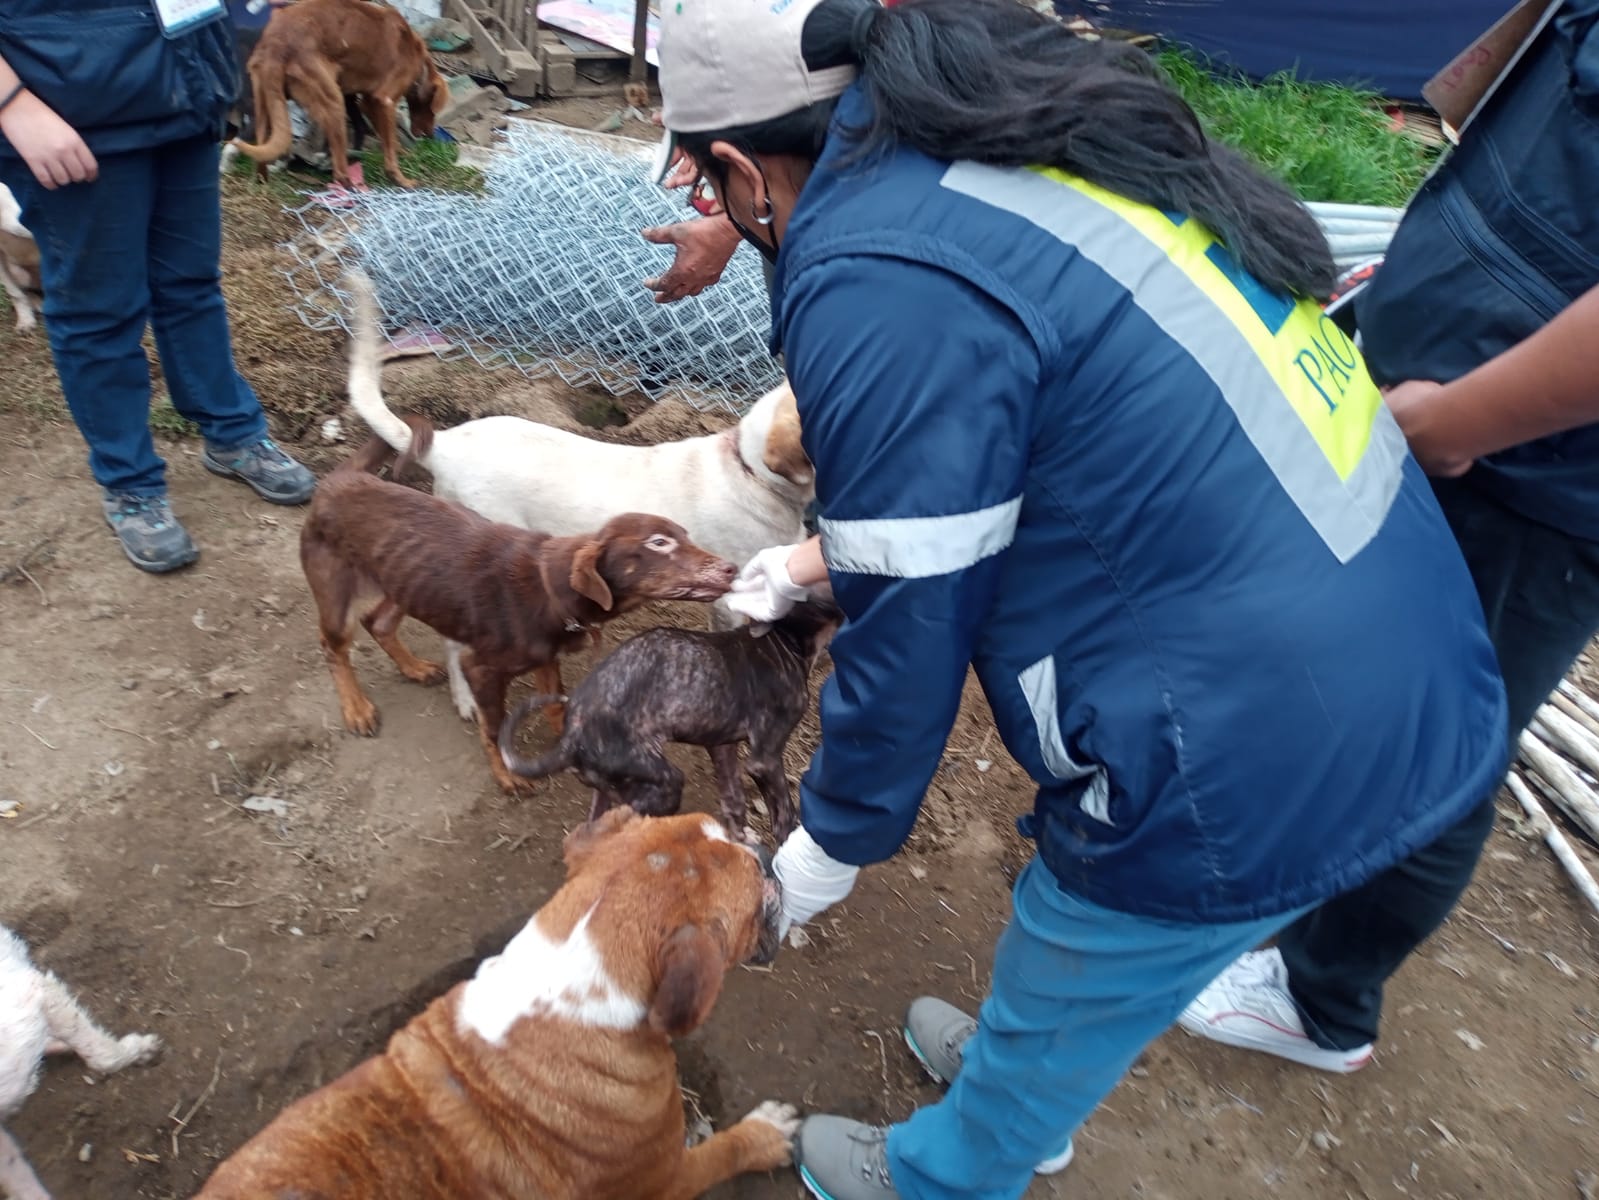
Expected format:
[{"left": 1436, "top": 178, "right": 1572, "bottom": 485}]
[
  {"left": 233, "top": 0, "right": 449, "bottom": 189},
  {"left": 196, "top": 810, "right": 797, "bottom": 1199}
]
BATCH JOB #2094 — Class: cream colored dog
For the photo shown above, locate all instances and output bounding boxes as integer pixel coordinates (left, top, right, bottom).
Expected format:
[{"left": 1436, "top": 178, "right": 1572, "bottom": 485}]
[
  {"left": 0, "top": 924, "right": 162, "bottom": 1200},
  {"left": 342, "top": 272, "right": 816, "bottom": 719}
]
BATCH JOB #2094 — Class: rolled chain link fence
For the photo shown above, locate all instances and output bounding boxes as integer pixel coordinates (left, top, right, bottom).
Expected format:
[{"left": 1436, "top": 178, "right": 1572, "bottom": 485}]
[
  {"left": 280, "top": 121, "right": 1402, "bottom": 416},
  {"left": 281, "top": 121, "right": 785, "bottom": 416}
]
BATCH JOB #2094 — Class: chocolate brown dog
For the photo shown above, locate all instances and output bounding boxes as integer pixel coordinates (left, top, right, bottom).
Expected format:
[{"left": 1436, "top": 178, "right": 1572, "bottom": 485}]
[
  {"left": 300, "top": 436, "right": 737, "bottom": 792},
  {"left": 195, "top": 810, "right": 798, "bottom": 1200},
  {"left": 499, "top": 602, "right": 841, "bottom": 842}
]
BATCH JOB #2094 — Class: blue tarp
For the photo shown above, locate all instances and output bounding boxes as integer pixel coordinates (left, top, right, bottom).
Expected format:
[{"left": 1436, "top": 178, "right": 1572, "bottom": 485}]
[{"left": 1080, "top": 1, "right": 1514, "bottom": 101}]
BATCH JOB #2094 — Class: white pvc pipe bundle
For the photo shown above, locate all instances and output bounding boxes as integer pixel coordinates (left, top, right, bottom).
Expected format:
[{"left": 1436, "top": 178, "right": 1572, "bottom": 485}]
[
  {"left": 1305, "top": 201, "right": 1406, "bottom": 273},
  {"left": 1512, "top": 678, "right": 1599, "bottom": 921}
]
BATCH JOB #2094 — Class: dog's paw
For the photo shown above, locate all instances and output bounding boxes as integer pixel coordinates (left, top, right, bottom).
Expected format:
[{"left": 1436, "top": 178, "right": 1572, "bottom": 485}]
[
  {"left": 745, "top": 1101, "right": 800, "bottom": 1136},
  {"left": 402, "top": 659, "right": 446, "bottom": 686},
  {"left": 342, "top": 698, "right": 381, "bottom": 736},
  {"left": 449, "top": 684, "right": 479, "bottom": 723},
  {"left": 739, "top": 1101, "right": 800, "bottom": 1169},
  {"left": 92, "top": 1032, "right": 162, "bottom": 1074},
  {"left": 492, "top": 768, "right": 537, "bottom": 798}
]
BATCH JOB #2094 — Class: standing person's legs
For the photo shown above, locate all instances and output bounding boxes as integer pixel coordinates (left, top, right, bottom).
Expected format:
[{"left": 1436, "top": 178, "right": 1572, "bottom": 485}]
[
  {"left": 0, "top": 150, "right": 203, "bottom": 571},
  {"left": 147, "top": 135, "right": 266, "bottom": 448},
  {"left": 148, "top": 135, "right": 313, "bottom": 505},
  {"left": 1182, "top": 478, "right": 1599, "bottom": 1058},
  {"left": 793, "top": 857, "right": 1306, "bottom": 1200},
  {"left": 0, "top": 152, "right": 164, "bottom": 496}
]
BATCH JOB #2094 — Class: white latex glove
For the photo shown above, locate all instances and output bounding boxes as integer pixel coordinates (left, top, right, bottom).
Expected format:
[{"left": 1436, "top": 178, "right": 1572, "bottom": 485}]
[
  {"left": 772, "top": 825, "right": 860, "bottom": 937},
  {"left": 724, "top": 544, "right": 812, "bottom": 623}
]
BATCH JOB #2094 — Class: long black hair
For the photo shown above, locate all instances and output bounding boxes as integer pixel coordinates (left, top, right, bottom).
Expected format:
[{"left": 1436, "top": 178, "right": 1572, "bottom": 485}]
[{"left": 676, "top": 0, "right": 1334, "bottom": 298}]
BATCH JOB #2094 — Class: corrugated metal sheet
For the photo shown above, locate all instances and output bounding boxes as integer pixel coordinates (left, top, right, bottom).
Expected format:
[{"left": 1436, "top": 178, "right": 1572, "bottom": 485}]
[{"left": 1072, "top": 1, "right": 1512, "bottom": 100}]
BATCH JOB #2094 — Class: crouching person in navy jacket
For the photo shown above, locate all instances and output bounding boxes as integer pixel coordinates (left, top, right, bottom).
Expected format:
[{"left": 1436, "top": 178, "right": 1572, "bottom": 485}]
[{"left": 654, "top": 2, "right": 1509, "bottom": 1198}]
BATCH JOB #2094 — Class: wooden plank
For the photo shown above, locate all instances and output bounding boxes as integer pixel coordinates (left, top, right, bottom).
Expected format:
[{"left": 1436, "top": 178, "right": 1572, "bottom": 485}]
[
  {"left": 442, "top": 0, "right": 543, "bottom": 98},
  {"left": 629, "top": 0, "right": 649, "bottom": 83}
]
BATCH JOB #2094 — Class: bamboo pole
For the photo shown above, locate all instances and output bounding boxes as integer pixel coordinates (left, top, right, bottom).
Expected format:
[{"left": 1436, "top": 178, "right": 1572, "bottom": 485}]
[
  {"left": 1551, "top": 689, "right": 1599, "bottom": 743},
  {"left": 1506, "top": 771, "right": 1599, "bottom": 918},
  {"left": 1518, "top": 730, "right": 1599, "bottom": 846},
  {"left": 1535, "top": 703, "right": 1599, "bottom": 782}
]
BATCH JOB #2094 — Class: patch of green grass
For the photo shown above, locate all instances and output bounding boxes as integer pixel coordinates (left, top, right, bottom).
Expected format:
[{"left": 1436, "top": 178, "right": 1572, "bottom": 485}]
[
  {"left": 227, "top": 133, "right": 482, "bottom": 195},
  {"left": 226, "top": 147, "right": 310, "bottom": 206},
  {"left": 1158, "top": 50, "right": 1436, "bottom": 207},
  {"left": 149, "top": 395, "right": 200, "bottom": 439},
  {"left": 360, "top": 137, "right": 484, "bottom": 193}
]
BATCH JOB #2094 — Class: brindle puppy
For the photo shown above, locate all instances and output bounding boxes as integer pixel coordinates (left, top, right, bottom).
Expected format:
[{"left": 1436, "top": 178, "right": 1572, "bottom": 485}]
[{"left": 498, "top": 603, "right": 842, "bottom": 843}]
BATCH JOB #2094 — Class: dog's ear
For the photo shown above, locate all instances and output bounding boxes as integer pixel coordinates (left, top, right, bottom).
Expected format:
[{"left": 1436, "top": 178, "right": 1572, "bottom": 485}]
[
  {"left": 562, "top": 807, "right": 638, "bottom": 872},
  {"left": 569, "top": 541, "right": 614, "bottom": 611},
  {"left": 648, "top": 924, "right": 725, "bottom": 1037},
  {"left": 761, "top": 388, "right": 813, "bottom": 486}
]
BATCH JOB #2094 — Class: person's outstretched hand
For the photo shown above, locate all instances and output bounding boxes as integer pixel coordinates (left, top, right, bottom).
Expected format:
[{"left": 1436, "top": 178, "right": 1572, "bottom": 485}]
[
  {"left": 725, "top": 544, "right": 813, "bottom": 623},
  {"left": 641, "top": 214, "right": 742, "bottom": 303},
  {"left": 772, "top": 826, "right": 860, "bottom": 938},
  {"left": 0, "top": 93, "right": 97, "bottom": 189}
]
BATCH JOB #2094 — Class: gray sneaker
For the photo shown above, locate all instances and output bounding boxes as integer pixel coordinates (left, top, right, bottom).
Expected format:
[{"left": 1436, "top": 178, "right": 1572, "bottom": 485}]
[
  {"left": 101, "top": 493, "right": 199, "bottom": 573},
  {"left": 902, "top": 996, "right": 1075, "bottom": 1175},
  {"left": 903, "top": 996, "right": 975, "bottom": 1086},
  {"left": 796, "top": 1117, "right": 900, "bottom": 1200},
  {"left": 202, "top": 437, "right": 315, "bottom": 504}
]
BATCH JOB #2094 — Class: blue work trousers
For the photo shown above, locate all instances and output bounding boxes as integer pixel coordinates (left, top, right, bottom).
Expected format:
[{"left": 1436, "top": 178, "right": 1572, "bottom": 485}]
[
  {"left": 0, "top": 135, "right": 267, "bottom": 496},
  {"left": 886, "top": 857, "right": 1306, "bottom": 1200}
]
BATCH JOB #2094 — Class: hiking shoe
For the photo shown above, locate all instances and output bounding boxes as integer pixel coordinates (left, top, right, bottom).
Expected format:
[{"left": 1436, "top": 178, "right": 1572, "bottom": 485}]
[
  {"left": 1177, "top": 948, "right": 1373, "bottom": 1073},
  {"left": 902, "top": 996, "right": 1074, "bottom": 1175},
  {"left": 101, "top": 493, "right": 199, "bottom": 574},
  {"left": 796, "top": 1117, "right": 900, "bottom": 1200},
  {"left": 904, "top": 996, "right": 975, "bottom": 1086},
  {"left": 202, "top": 437, "right": 315, "bottom": 504}
]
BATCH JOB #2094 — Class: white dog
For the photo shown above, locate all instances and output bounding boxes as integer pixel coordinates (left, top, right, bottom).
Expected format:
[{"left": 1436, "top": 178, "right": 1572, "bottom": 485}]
[
  {"left": 343, "top": 272, "right": 816, "bottom": 720},
  {"left": 0, "top": 185, "right": 41, "bottom": 334},
  {"left": 1, "top": 925, "right": 162, "bottom": 1200}
]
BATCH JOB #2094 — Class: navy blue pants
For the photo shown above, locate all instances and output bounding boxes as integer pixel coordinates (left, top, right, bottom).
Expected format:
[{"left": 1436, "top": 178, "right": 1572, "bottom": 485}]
[
  {"left": 1, "top": 135, "right": 267, "bottom": 497},
  {"left": 1284, "top": 476, "right": 1599, "bottom": 1049}
]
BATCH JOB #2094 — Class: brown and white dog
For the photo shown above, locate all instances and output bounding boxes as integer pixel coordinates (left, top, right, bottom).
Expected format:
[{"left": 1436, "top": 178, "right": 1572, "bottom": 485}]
[
  {"left": 0, "top": 184, "right": 42, "bottom": 334},
  {"left": 232, "top": 0, "right": 449, "bottom": 189},
  {"left": 1, "top": 924, "right": 162, "bottom": 1200},
  {"left": 196, "top": 810, "right": 798, "bottom": 1200}
]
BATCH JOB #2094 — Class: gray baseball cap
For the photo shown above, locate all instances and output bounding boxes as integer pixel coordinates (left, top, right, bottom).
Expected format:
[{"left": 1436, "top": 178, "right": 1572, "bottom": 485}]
[{"left": 651, "top": 0, "right": 858, "bottom": 183}]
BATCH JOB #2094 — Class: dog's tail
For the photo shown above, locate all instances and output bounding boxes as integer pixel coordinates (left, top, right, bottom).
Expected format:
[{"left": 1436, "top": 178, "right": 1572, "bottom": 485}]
[
  {"left": 231, "top": 58, "right": 294, "bottom": 165},
  {"left": 331, "top": 412, "right": 434, "bottom": 481},
  {"left": 343, "top": 269, "right": 432, "bottom": 470},
  {"left": 498, "top": 695, "right": 575, "bottom": 779}
]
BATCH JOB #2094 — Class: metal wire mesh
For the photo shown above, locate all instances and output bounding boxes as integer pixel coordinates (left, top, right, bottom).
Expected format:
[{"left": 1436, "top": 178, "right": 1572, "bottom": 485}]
[{"left": 280, "top": 121, "right": 785, "bottom": 415}]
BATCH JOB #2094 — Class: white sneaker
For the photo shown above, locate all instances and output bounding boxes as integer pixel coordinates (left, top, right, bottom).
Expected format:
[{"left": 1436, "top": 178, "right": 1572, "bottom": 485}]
[
  {"left": 1035, "top": 1142, "right": 1074, "bottom": 1175},
  {"left": 1177, "top": 948, "right": 1373, "bottom": 1074}
]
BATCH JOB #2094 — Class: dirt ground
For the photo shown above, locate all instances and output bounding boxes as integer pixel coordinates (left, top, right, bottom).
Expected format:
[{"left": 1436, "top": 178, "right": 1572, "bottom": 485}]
[{"left": 4, "top": 100, "right": 1599, "bottom": 1200}]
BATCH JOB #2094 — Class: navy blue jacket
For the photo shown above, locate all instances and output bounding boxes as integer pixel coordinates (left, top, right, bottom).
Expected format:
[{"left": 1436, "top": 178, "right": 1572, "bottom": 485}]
[
  {"left": 0, "top": 0, "right": 237, "bottom": 159},
  {"left": 773, "top": 85, "right": 1509, "bottom": 923},
  {"left": 1357, "top": 0, "right": 1599, "bottom": 541}
]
